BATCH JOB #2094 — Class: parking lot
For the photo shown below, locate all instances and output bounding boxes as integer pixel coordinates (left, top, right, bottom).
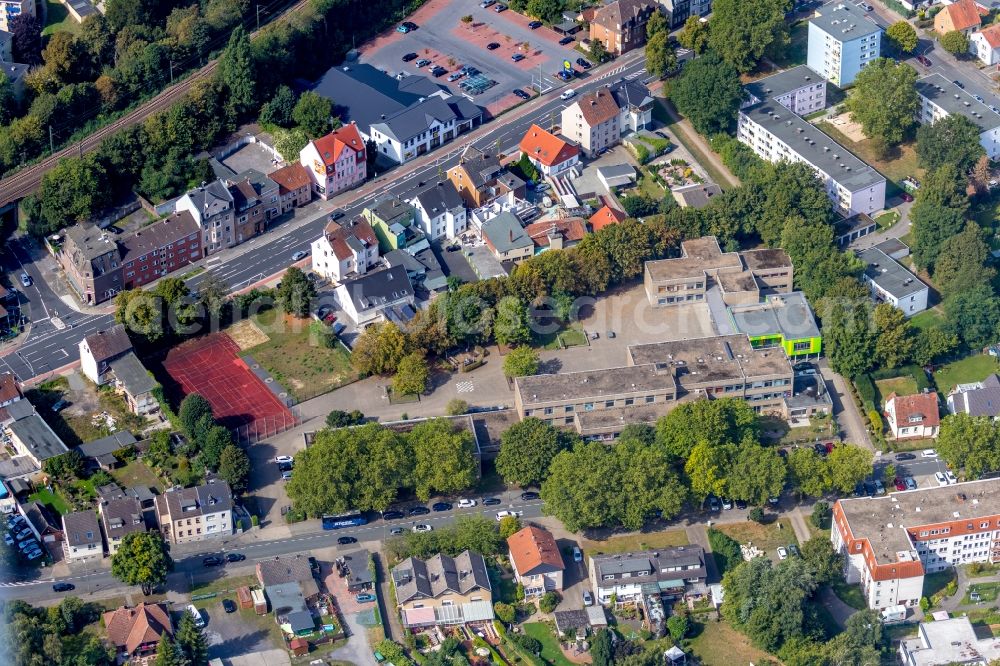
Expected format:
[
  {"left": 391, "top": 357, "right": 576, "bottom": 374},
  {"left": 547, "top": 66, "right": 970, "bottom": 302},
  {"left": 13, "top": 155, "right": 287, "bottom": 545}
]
[{"left": 358, "top": 0, "right": 584, "bottom": 116}]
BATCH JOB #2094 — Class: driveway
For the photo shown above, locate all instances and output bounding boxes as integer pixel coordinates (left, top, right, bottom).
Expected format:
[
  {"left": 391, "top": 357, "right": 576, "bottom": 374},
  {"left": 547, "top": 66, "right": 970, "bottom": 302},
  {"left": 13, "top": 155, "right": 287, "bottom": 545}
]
[
  {"left": 202, "top": 598, "right": 282, "bottom": 663},
  {"left": 819, "top": 360, "right": 872, "bottom": 451}
]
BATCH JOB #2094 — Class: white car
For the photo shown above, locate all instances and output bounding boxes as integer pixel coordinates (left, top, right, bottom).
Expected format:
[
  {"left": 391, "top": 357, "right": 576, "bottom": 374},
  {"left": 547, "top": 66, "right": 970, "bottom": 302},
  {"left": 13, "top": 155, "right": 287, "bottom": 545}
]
[
  {"left": 412, "top": 524, "right": 433, "bottom": 533},
  {"left": 496, "top": 510, "right": 523, "bottom": 521},
  {"left": 457, "top": 499, "right": 477, "bottom": 508},
  {"left": 274, "top": 455, "right": 293, "bottom": 464},
  {"left": 935, "top": 472, "right": 949, "bottom": 487},
  {"left": 560, "top": 88, "right": 576, "bottom": 100},
  {"left": 186, "top": 605, "right": 205, "bottom": 628},
  {"left": 777, "top": 547, "right": 788, "bottom": 561},
  {"left": 922, "top": 449, "right": 938, "bottom": 458},
  {"left": 945, "top": 471, "right": 958, "bottom": 485}
]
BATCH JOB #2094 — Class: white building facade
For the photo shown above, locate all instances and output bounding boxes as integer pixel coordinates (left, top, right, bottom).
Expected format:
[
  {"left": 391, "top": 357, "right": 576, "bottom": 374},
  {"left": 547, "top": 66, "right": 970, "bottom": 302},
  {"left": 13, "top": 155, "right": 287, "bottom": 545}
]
[
  {"left": 806, "top": 2, "right": 882, "bottom": 87},
  {"left": 916, "top": 74, "right": 1000, "bottom": 160}
]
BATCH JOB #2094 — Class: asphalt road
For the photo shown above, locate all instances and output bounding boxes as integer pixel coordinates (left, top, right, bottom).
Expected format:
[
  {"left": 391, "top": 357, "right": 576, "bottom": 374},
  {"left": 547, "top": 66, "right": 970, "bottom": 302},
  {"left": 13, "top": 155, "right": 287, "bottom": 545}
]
[
  {"left": 0, "top": 498, "right": 545, "bottom": 603},
  {"left": 0, "top": 55, "right": 649, "bottom": 384}
]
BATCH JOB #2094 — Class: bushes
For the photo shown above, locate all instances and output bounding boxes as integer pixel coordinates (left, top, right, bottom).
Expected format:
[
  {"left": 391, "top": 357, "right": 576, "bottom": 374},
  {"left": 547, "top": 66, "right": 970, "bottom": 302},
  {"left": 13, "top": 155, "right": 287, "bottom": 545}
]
[
  {"left": 632, "top": 142, "right": 651, "bottom": 165},
  {"left": 707, "top": 527, "right": 742, "bottom": 575},
  {"left": 810, "top": 501, "right": 831, "bottom": 530},
  {"left": 855, "top": 374, "right": 878, "bottom": 412},
  {"left": 538, "top": 591, "right": 560, "bottom": 613}
]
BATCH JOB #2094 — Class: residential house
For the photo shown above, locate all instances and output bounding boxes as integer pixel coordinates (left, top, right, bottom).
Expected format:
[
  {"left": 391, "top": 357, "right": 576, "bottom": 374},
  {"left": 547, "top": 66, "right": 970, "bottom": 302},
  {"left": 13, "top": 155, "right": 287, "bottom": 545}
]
[
  {"left": 0, "top": 371, "right": 23, "bottom": 412},
  {"left": 107, "top": 352, "right": 158, "bottom": 416},
  {"left": 256, "top": 554, "right": 316, "bottom": 587},
  {"left": 154, "top": 481, "right": 232, "bottom": 545},
  {"left": 916, "top": 74, "right": 1000, "bottom": 160},
  {"left": 102, "top": 603, "right": 173, "bottom": 665},
  {"left": 228, "top": 177, "right": 269, "bottom": 242},
  {"left": 589, "top": 204, "right": 626, "bottom": 232},
  {"left": 62, "top": 510, "right": 102, "bottom": 562},
  {"left": 743, "top": 65, "right": 827, "bottom": 116},
  {"left": 561, "top": 89, "right": 621, "bottom": 158},
  {"left": 689, "top": 0, "right": 711, "bottom": 17},
  {"left": 672, "top": 183, "right": 722, "bottom": 209},
  {"left": 607, "top": 78, "right": 653, "bottom": 134},
  {"left": 885, "top": 392, "right": 940, "bottom": 440},
  {"left": 482, "top": 211, "right": 533, "bottom": 264},
  {"left": 391, "top": 550, "right": 494, "bottom": 628},
  {"left": 333, "top": 265, "right": 415, "bottom": 326},
  {"left": 99, "top": 496, "right": 146, "bottom": 555},
  {"left": 0, "top": 61, "right": 27, "bottom": 102},
  {"left": 807, "top": 2, "right": 882, "bottom": 87},
  {"left": 659, "top": 0, "right": 690, "bottom": 29},
  {"left": 589, "top": 0, "right": 658, "bottom": 56},
  {"left": 57, "top": 224, "right": 123, "bottom": 305},
  {"left": 588, "top": 547, "right": 707, "bottom": 606},
  {"left": 78, "top": 431, "right": 138, "bottom": 470},
  {"left": 934, "top": 0, "right": 985, "bottom": 36},
  {"left": 311, "top": 217, "right": 380, "bottom": 283},
  {"left": 363, "top": 196, "right": 422, "bottom": 252},
  {"left": 371, "top": 95, "right": 483, "bottom": 164},
  {"left": 267, "top": 579, "right": 320, "bottom": 636},
  {"left": 120, "top": 210, "right": 202, "bottom": 289},
  {"left": 385, "top": 248, "right": 448, "bottom": 293},
  {"left": 267, "top": 162, "right": 313, "bottom": 213},
  {"left": 342, "top": 550, "right": 374, "bottom": 592},
  {"left": 447, "top": 145, "right": 526, "bottom": 209},
  {"left": 22, "top": 501, "right": 63, "bottom": 545},
  {"left": 900, "top": 617, "right": 1000, "bottom": 665},
  {"left": 175, "top": 180, "right": 235, "bottom": 257},
  {"left": 298, "top": 124, "right": 368, "bottom": 200},
  {"left": 947, "top": 373, "right": 1000, "bottom": 417},
  {"left": 858, "top": 247, "right": 928, "bottom": 317},
  {"left": 518, "top": 125, "right": 581, "bottom": 178},
  {"left": 406, "top": 180, "right": 468, "bottom": 240},
  {"left": 0, "top": 0, "right": 35, "bottom": 33},
  {"left": 524, "top": 216, "right": 588, "bottom": 251},
  {"left": 834, "top": 213, "right": 877, "bottom": 247},
  {"left": 971, "top": 23, "right": 1000, "bottom": 66},
  {"left": 79, "top": 324, "right": 132, "bottom": 385},
  {"left": 507, "top": 525, "right": 564, "bottom": 599},
  {"left": 7, "top": 411, "right": 68, "bottom": 466},
  {"left": 832, "top": 479, "right": 1000, "bottom": 610},
  {"left": 738, "top": 101, "right": 886, "bottom": 215}
]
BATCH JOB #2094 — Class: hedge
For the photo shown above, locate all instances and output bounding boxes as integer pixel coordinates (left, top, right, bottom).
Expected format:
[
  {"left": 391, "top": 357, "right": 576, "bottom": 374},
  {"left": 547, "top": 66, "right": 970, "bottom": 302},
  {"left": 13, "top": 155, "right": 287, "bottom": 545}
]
[{"left": 855, "top": 374, "right": 878, "bottom": 413}]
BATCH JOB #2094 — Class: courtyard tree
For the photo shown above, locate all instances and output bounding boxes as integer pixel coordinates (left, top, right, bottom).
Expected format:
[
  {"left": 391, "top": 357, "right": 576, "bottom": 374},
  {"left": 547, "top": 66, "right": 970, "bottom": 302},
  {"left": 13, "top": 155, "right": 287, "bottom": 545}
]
[
  {"left": 408, "top": 418, "right": 478, "bottom": 501},
  {"left": 392, "top": 352, "right": 429, "bottom": 396},
  {"left": 669, "top": 52, "right": 744, "bottom": 134},
  {"left": 916, "top": 113, "right": 985, "bottom": 174},
  {"left": 111, "top": 532, "right": 172, "bottom": 595},
  {"left": 493, "top": 295, "right": 531, "bottom": 347},
  {"left": 275, "top": 266, "right": 315, "bottom": 318},
  {"left": 846, "top": 58, "right": 918, "bottom": 154},
  {"left": 787, "top": 447, "right": 832, "bottom": 497},
  {"left": 873, "top": 303, "right": 915, "bottom": 369},
  {"left": 886, "top": 20, "right": 918, "bottom": 53},
  {"left": 655, "top": 398, "right": 759, "bottom": 459},
  {"left": 351, "top": 322, "right": 407, "bottom": 375},
  {"left": 178, "top": 394, "right": 213, "bottom": 442},
  {"left": 827, "top": 444, "right": 874, "bottom": 494},
  {"left": 677, "top": 15, "right": 710, "bottom": 55},
  {"left": 933, "top": 223, "right": 996, "bottom": 299},
  {"left": 937, "top": 413, "right": 1000, "bottom": 479},
  {"left": 502, "top": 345, "right": 540, "bottom": 378},
  {"left": 292, "top": 90, "right": 333, "bottom": 138},
  {"left": 218, "top": 444, "right": 251, "bottom": 495},
  {"left": 911, "top": 164, "right": 970, "bottom": 271},
  {"left": 724, "top": 445, "right": 787, "bottom": 506},
  {"left": 496, "top": 418, "right": 575, "bottom": 487},
  {"left": 708, "top": 0, "right": 789, "bottom": 73},
  {"left": 325, "top": 409, "right": 365, "bottom": 428},
  {"left": 199, "top": 425, "right": 232, "bottom": 471},
  {"left": 259, "top": 85, "right": 297, "bottom": 127}
]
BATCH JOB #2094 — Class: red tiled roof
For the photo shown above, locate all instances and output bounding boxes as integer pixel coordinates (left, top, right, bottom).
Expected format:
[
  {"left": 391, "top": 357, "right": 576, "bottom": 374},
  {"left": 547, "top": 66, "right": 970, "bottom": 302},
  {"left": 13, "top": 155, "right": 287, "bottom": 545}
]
[
  {"left": 0, "top": 372, "right": 21, "bottom": 404},
  {"left": 980, "top": 23, "right": 1000, "bottom": 49},
  {"left": 312, "top": 123, "right": 366, "bottom": 167},
  {"left": 507, "top": 525, "right": 564, "bottom": 577},
  {"left": 887, "top": 392, "right": 940, "bottom": 428},
  {"left": 524, "top": 217, "right": 588, "bottom": 248},
  {"left": 103, "top": 603, "right": 172, "bottom": 656},
  {"left": 589, "top": 205, "right": 626, "bottom": 231},
  {"left": 323, "top": 217, "right": 378, "bottom": 261},
  {"left": 942, "top": 0, "right": 985, "bottom": 32},
  {"left": 519, "top": 125, "right": 580, "bottom": 168},
  {"left": 268, "top": 163, "right": 311, "bottom": 193}
]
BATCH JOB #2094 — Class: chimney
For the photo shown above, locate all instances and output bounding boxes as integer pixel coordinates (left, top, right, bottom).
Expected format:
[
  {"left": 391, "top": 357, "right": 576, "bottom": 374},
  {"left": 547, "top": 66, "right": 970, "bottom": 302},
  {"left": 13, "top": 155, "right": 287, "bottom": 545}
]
[{"left": 509, "top": 228, "right": 514, "bottom": 242}]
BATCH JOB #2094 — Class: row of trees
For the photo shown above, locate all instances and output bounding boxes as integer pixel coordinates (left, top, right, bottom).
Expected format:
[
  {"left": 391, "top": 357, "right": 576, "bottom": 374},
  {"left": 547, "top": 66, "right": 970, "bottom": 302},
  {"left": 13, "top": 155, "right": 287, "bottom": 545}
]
[
  {"left": 937, "top": 413, "right": 1000, "bottom": 480},
  {"left": 2, "top": 597, "right": 114, "bottom": 666},
  {"left": 384, "top": 514, "right": 507, "bottom": 561},
  {"left": 285, "top": 419, "right": 478, "bottom": 516},
  {"left": 176, "top": 393, "right": 250, "bottom": 493},
  {"left": 494, "top": 401, "right": 874, "bottom": 532}
]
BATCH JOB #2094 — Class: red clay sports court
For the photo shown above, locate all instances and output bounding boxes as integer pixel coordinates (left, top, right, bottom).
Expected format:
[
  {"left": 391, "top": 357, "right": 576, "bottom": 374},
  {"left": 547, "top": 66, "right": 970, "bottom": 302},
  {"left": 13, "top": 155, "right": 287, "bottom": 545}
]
[{"left": 162, "top": 334, "right": 294, "bottom": 433}]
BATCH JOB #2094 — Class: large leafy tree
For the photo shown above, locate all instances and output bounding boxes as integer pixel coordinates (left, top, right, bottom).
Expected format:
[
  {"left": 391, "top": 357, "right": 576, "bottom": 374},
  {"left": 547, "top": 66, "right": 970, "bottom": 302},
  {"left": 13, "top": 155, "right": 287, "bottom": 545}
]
[
  {"left": 392, "top": 352, "right": 429, "bottom": 396},
  {"left": 945, "top": 285, "right": 1000, "bottom": 350},
  {"left": 933, "top": 223, "right": 995, "bottom": 298},
  {"left": 655, "top": 398, "right": 759, "bottom": 459},
  {"left": 787, "top": 447, "right": 831, "bottom": 497},
  {"left": 937, "top": 413, "right": 1000, "bottom": 479},
  {"left": 9, "top": 13, "right": 43, "bottom": 64},
  {"left": 827, "top": 444, "right": 874, "bottom": 494},
  {"left": 824, "top": 299, "right": 876, "bottom": 379},
  {"left": 178, "top": 394, "right": 213, "bottom": 442},
  {"left": 351, "top": 322, "right": 407, "bottom": 375},
  {"left": 886, "top": 20, "right": 918, "bottom": 53},
  {"left": 493, "top": 296, "right": 531, "bottom": 347},
  {"left": 218, "top": 444, "right": 251, "bottom": 495},
  {"left": 846, "top": 58, "right": 918, "bottom": 152},
  {"left": 940, "top": 30, "right": 969, "bottom": 55},
  {"left": 114, "top": 289, "right": 164, "bottom": 342},
  {"left": 708, "top": 0, "right": 790, "bottom": 73},
  {"left": 496, "top": 418, "right": 575, "bottom": 487},
  {"left": 409, "top": 419, "right": 478, "bottom": 501},
  {"left": 645, "top": 11, "right": 677, "bottom": 79},
  {"left": 292, "top": 91, "right": 334, "bottom": 138},
  {"left": 677, "top": 15, "right": 710, "bottom": 55},
  {"left": 685, "top": 440, "right": 734, "bottom": 501},
  {"left": 174, "top": 612, "right": 208, "bottom": 666},
  {"left": 217, "top": 27, "right": 257, "bottom": 116},
  {"left": 110, "top": 532, "right": 172, "bottom": 595},
  {"left": 800, "top": 536, "right": 842, "bottom": 585},
  {"left": 669, "top": 52, "right": 744, "bottom": 135},
  {"left": 36, "top": 155, "right": 112, "bottom": 232},
  {"left": 503, "top": 346, "right": 540, "bottom": 378},
  {"left": 873, "top": 303, "right": 915, "bottom": 370},
  {"left": 725, "top": 445, "right": 787, "bottom": 505},
  {"left": 276, "top": 266, "right": 315, "bottom": 318},
  {"left": 911, "top": 164, "right": 970, "bottom": 271},
  {"left": 916, "top": 114, "right": 985, "bottom": 174}
]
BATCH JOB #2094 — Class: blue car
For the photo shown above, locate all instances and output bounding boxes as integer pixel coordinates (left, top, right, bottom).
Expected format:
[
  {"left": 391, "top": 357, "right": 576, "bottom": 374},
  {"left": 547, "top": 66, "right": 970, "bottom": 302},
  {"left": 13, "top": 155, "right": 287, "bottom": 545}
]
[{"left": 356, "top": 593, "right": 376, "bottom": 603}]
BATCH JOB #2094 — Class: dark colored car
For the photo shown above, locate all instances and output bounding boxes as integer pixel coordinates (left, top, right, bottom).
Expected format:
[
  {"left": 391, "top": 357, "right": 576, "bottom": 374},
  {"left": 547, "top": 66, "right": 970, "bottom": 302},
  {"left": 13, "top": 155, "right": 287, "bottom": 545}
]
[
  {"left": 917, "top": 55, "right": 931, "bottom": 67},
  {"left": 520, "top": 491, "right": 540, "bottom": 500},
  {"left": 337, "top": 536, "right": 357, "bottom": 545},
  {"left": 576, "top": 57, "right": 592, "bottom": 69},
  {"left": 894, "top": 477, "right": 906, "bottom": 492},
  {"left": 529, "top": 20, "right": 543, "bottom": 29},
  {"left": 408, "top": 506, "right": 431, "bottom": 516},
  {"left": 432, "top": 502, "right": 452, "bottom": 512},
  {"left": 792, "top": 361, "right": 813, "bottom": 372},
  {"left": 482, "top": 497, "right": 502, "bottom": 506},
  {"left": 854, "top": 483, "right": 864, "bottom": 497},
  {"left": 382, "top": 510, "right": 405, "bottom": 520},
  {"left": 222, "top": 599, "right": 237, "bottom": 613},
  {"left": 431, "top": 66, "right": 447, "bottom": 77},
  {"left": 52, "top": 582, "right": 75, "bottom": 592},
  {"left": 487, "top": 42, "right": 501, "bottom": 50},
  {"left": 895, "top": 452, "right": 916, "bottom": 461},
  {"left": 511, "top": 53, "right": 525, "bottom": 62},
  {"left": 203, "top": 556, "right": 224, "bottom": 567},
  {"left": 901, "top": 192, "right": 914, "bottom": 202},
  {"left": 735, "top": 499, "right": 748, "bottom": 510},
  {"left": 513, "top": 88, "right": 531, "bottom": 100},
  {"left": 278, "top": 462, "right": 292, "bottom": 472},
  {"left": 402, "top": 52, "right": 418, "bottom": 62},
  {"left": 707, "top": 496, "right": 721, "bottom": 511},
  {"left": 225, "top": 553, "right": 245, "bottom": 563},
  {"left": 863, "top": 482, "right": 876, "bottom": 497},
  {"left": 953, "top": 79, "right": 965, "bottom": 89},
  {"left": 494, "top": 3, "right": 507, "bottom": 11},
  {"left": 814, "top": 442, "right": 827, "bottom": 455},
  {"left": 559, "top": 35, "right": 574, "bottom": 45}
]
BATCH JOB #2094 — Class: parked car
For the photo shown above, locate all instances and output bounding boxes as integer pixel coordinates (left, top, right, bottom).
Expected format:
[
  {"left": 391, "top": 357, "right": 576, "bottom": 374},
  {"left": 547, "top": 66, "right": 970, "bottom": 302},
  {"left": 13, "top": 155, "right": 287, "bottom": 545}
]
[
  {"left": 721, "top": 498, "right": 733, "bottom": 510},
  {"left": 922, "top": 449, "right": 938, "bottom": 458},
  {"left": 825, "top": 442, "right": 835, "bottom": 454},
  {"left": 222, "top": 599, "right": 237, "bottom": 613},
  {"left": 291, "top": 250, "right": 308, "bottom": 261},
  {"left": 511, "top": 53, "right": 525, "bottom": 62},
  {"left": 281, "top": 471, "right": 293, "bottom": 481},
  {"left": 935, "top": 471, "right": 949, "bottom": 487},
  {"left": 975, "top": 94, "right": 985, "bottom": 103},
  {"left": 901, "top": 192, "right": 914, "bottom": 202},
  {"left": 853, "top": 483, "right": 864, "bottom": 497},
  {"left": 24, "top": 549, "right": 42, "bottom": 560},
  {"left": 275, "top": 455, "right": 293, "bottom": 464},
  {"left": 448, "top": 72, "right": 464, "bottom": 82},
  {"left": 480, "top": 0, "right": 495, "bottom": 6},
  {"left": 513, "top": 88, "right": 531, "bottom": 100},
  {"left": 777, "top": 547, "right": 788, "bottom": 560},
  {"left": 356, "top": 593, "right": 377, "bottom": 603},
  {"left": 894, "top": 477, "right": 906, "bottom": 491},
  {"left": 431, "top": 66, "right": 447, "bottom": 77},
  {"left": 576, "top": 57, "right": 592, "bottom": 69},
  {"left": 582, "top": 590, "right": 593, "bottom": 606},
  {"left": 486, "top": 42, "right": 500, "bottom": 50},
  {"left": 52, "top": 582, "right": 74, "bottom": 592},
  {"left": 382, "top": 510, "right": 405, "bottom": 520},
  {"left": 390, "top": 527, "right": 404, "bottom": 535},
  {"left": 945, "top": 471, "right": 958, "bottom": 485},
  {"left": 432, "top": 502, "right": 452, "bottom": 512},
  {"left": 186, "top": 605, "right": 205, "bottom": 628},
  {"left": 895, "top": 452, "right": 916, "bottom": 461},
  {"left": 17, "top": 539, "right": 37, "bottom": 551},
  {"left": 225, "top": 553, "right": 245, "bottom": 563},
  {"left": 278, "top": 462, "right": 292, "bottom": 472},
  {"left": 572, "top": 546, "right": 583, "bottom": 562},
  {"left": 482, "top": 497, "right": 502, "bottom": 506},
  {"left": 905, "top": 477, "right": 917, "bottom": 490},
  {"left": 814, "top": 442, "right": 827, "bottom": 456},
  {"left": 707, "top": 496, "right": 721, "bottom": 512},
  {"left": 457, "top": 499, "right": 477, "bottom": 508},
  {"left": 397, "top": 21, "right": 418, "bottom": 32},
  {"left": 494, "top": 3, "right": 507, "bottom": 11},
  {"left": 2, "top": 533, "right": 12, "bottom": 546},
  {"left": 520, "top": 491, "right": 540, "bottom": 500},
  {"left": 496, "top": 510, "right": 523, "bottom": 521},
  {"left": 768, "top": 496, "right": 780, "bottom": 505},
  {"left": 559, "top": 35, "right": 574, "bottom": 45},
  {"left": 415, "top": 58, "right": 431, "bottom": 67},
  {"left": 917, "top": 55, "right": 931, "bottom": 67},
  {"left": 408, "top": 506, "right": 430, "bottom": 516},
  {"left": 337, "top": 536, "right": 357, "bottom": 545},
  {"left": 735, "top": 499, "right": 748, "bottom": 510},
  {"left": 873, "top": 480, "right": 885, "bottom": 495},
  {"left": 528, "top": 20, "right": 543, "bottom": 29},
  {"left": 412, "top": 524, "right": 433, "bottom": 533},
  {"left": 863, "top": 481, "right": 876, "bottom": 496},
  {"left": 203, "top": 556, "right": 224, "bottom": 567},
  {"left": 19, "top": 273, "right": 30, "bottom": 287},
  {"left": 13, "top": 528, "right": 32, "bottom": 541},
  {"left": 402, "top": 52, "right": 418, "bottom": 62},
  {"left": 953, "top": 79, "right": 965, "bottom": 89}
]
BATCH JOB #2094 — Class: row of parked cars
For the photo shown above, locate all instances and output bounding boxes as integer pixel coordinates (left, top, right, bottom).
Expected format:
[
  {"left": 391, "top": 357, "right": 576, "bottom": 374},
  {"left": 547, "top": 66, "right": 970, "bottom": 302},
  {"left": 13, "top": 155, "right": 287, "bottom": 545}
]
[{"left": 3, "top": 513, "right": 43, "bottom": 561}]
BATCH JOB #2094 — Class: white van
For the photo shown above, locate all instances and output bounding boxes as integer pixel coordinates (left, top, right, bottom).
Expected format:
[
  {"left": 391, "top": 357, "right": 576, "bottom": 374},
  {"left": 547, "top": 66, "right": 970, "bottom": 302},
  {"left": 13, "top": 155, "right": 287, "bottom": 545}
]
[
  {"left": 496, "top": 510, "right": 523, "bottom": 521},
  {"left": 186, "top": 604, "right": 205, "bottom": 628},
  {"left": 560, "top": 88, "right": 576, "bottom": 101}
]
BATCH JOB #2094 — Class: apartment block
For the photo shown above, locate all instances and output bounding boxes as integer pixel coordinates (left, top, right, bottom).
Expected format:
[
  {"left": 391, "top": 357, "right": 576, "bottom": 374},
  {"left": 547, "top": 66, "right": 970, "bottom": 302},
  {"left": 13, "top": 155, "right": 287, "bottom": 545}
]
[
  {"left": 57, "top": 224, "right": 123, "bottom": 305},
  {"left": 743, "top": 65, "right": 827, "bottom": 116},
  {"left": 858, "top": 247, "right": 928, "bottom": 317},
  {"left": 832, "top": 479, "right": 1000, "bottom": 611},
  {"left": 807, "top": 2, "right": 882, "bottom": 87},
  {"left": 589, "top": 0, "right": 657, "bottom": 55},
  {"left": 154, "top": 481, "right": 232, "bottom": 545},
  {"left": 391, "top": 550, "right": 494, "bottom": 628},
  {"left": 175, "top": 180, "right": 235, "bottom": 257},
  {"left": 560, "top": 89, "right": 621, "bottom": 158},
  {"left": 311, "top": 216, "right": 380, "bottom": 283},
  {"left": 738, "top": 102, "right": 886, "bottom": 215},
  {"left": 120, "top": 210, "right": 202, "bottom": 289},
  {"left": 643, "top": 236, "right": 793, "bottom": 308},
  {"left": 588, "top": 547, "right": 706, "bottom": 606},
  {"left": 915, "top": 74, "right": 1000, "bottom": 160}
]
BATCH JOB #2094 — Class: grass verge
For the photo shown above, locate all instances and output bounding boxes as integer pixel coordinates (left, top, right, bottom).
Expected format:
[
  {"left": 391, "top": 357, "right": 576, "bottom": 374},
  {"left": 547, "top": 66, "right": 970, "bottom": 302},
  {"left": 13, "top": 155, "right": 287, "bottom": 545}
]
[
  {"left": 581, "top": 529, "right": 689, "bottom": 555},
  {"left": 715, "top": 518, "right": 798, "bottom": 553},
  {"left": 932, "top": 354, "right": 1000, "bottom": 396},
  {"left": 522, "top": 622, "right": 574, "bottom": 666},
  {"left": 830, "top": 578, "right": 867, "bottom": 610}
]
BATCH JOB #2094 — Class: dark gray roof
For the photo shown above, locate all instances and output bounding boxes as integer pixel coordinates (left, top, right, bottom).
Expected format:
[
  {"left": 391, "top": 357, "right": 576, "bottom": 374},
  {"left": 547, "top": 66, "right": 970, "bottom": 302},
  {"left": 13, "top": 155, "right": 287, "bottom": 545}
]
[
  {"left": 607, "top": 78, "right": 652, "bottom": 110},
  {"left": 553, "top": 609, "right": 591, "bottom": 633},
  {"left": 917, "top": 74, "right": 1000, "bottom": 133},
  {"left": 591, "top": 546, "right": 706, "bottom": 589},
  {"left": 343, "top": 549, "right": 373, "bottom": 587},
  {"left": 0, "top": 62, "right": 29, "bottom": 86},
  {"left": 408, "top": 180, "right": 464, "bottom": 216},
  {"left": 96, "top": 483, "right": 125, "bottom": 502},
  {"left": 100, "top": 497, "right": 145, "bottom": 542},
  {"left": 745, "top": 65, "right": 824, "bottom": 104},
  {"left": 858, "top": 247, "right": 927, "bottom": 299},
  {"left": 156, "top": 480, "right": 232, "bottom": 519},
  {"left": 729, "top": 292, "right": 820, "bottom": 341},
  {"left": 183, "top": 180, "right": 233, "bottom": 220},
  {"left": 23, "top": 501, "right": 60, "bottom": 536},
  {"left": 62, "top": 510, "right": 101, "bottom": 548},
  {"left": 257, "top": 555, "right": 315, "bottom": 587},
  {"left": 9, "top": 413, "right": 68, "bottom": 462},
  {"left": 339, "top": 266, "right": 414, "bottom": 313},
  {"left": 455, "top": 146, "right": 504, "bottom": 188},
  {"left": 109, "top": 351, "right": 157, "bottom": 395},
  {"left": 834, "top": 212, "right": 876, "bottom": 237},
  {"left": 312, "top": 64, "right": 446, "bottom": 130},
  {"left": 371, "top": 96, "right": 464, "bottom": 144},
  {"left": 79, "top": 431, "right": 137, "bottom": 460},
  {"left": 119, "top": 211, "right": 200, "bottom": 264},
  {"left": 367, "top": 196, "right": 413, "bottom": 226},
  {"left": 126, "top": 485, "right": 156, "bottom": 503},
  {"left": 83, "top": 324, "right": 133, "bottom": 364},
  {"left": 392, "top": 550, "right": 491, "bottom": 604},
  {"left": 950, "top": 374, "right": 1000, "bottom": 417},
  {"left": 482, "top": 212, "right": 532, "bottom": 254},
  {"left": 741, "top": 101, "right": 886, "bottom": 191},
  {"left": 809, "top": 1, "right": 882, "bottom": 39},
  {"left": 64, "top": 224, "right": 120, "bottom": 262}
]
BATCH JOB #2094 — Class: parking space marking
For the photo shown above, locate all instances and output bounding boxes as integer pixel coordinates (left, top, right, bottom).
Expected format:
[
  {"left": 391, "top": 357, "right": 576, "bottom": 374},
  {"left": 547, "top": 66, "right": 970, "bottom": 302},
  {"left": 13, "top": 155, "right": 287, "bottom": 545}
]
[{"left": 456, "top": 381, "right": 474, "bottom": 393}]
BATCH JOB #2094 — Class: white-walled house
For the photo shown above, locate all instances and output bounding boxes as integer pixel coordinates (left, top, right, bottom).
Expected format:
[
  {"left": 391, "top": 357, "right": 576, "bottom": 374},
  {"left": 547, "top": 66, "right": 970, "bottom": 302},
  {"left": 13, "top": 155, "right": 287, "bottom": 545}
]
[
  {"left": 79, "top": 325, "right": 133, "bottom": 385},
  {"left": 885, "top": 392, "right": 940, "bottom": 441},
  {"left": 806, "top": 2, "right": 882, "bottom": 87},
  {"left": 62, "top": 511, "right": 102, "bottom": 562},
  {"left": 333, "top": 266, "right": 415, "bottom": 326},
  {"left": 743, "top": 65, "right": 827, "bottom": 116},
  {"left": 405, "top": 180, "right": 468, "bottom": 240},
  {"left": 311, "top": 217, "right": 380, "bottom": 283},
  {"left": 916, "top": 74, "right": 1000, "bottom": 160},
  {"left": 971, "top": 24, "right": 1000, "bottom": 66},
  {"left": 154, "top": 482, "right": 232, "bottom": 545},
  {"left": 858, "top": 247, "right": 929, "bottom": 317},
  {"left": 518, "top": 125, "right": 581, "bottom": 179},
  {"left": 608, "top": 79, "right": 653, "bottom": 134}
]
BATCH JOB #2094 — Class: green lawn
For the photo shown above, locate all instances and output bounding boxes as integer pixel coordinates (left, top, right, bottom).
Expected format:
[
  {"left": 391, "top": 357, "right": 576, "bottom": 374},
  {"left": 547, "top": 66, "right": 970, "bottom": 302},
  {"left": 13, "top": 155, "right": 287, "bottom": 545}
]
[
  {"left": 536, "top": 324, "right": 586, "bottom": 350},
  {"left": 875, "top": 376, "right": 918, "bottom": 405},
  {"left": 522, "top": 623, "right": 574, "bottom": 666},
  {"left": 815, "top": 121, "right": 921, "bottom": 192},
  {"left": 924, "top": 570, "right": 957, "bottom": 602},
  {"left": 581, "top": 529, "right": 688, "bottom": 556},
  {"left": 932, "top": 354, "right": 1000, "bottom": 395},
  {"left": 771, "top": 20, "right": 809, "bottom": 68},
  {"left": 558, "top": 327, "right": 588, "bottom": 348},
  {"left": 42, "top": 0, "right": 83, "bottom": 36},
  {"left": 874, "top": 210, "right": 900, "bottom": 230},
  {"left": 716, "top": 518, "right": 798, "bottom": 553},
  {"left": 244, "top": 309, "right": 358, "bottom": 402},
  {"left": 909, "top": 309, "right": 945, "bottom": 332},
  {"left": 689, "top": 618, "right": 775, "bottom": 666},
  {"left": 965, "top": 582, "right": 1000, "bottom": 604},
  {"left": 830, "top": 578, "right": 867, "bottom": 610},
  {"left": 27, "top": 488, "right": 69, "bottom": 516},
  {"left": 111, "top": 460, "right": 164, "bottom": 493}
]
